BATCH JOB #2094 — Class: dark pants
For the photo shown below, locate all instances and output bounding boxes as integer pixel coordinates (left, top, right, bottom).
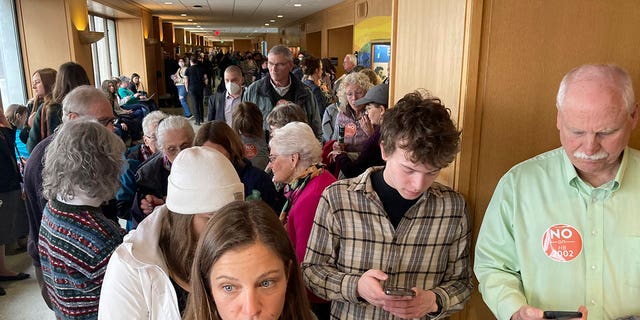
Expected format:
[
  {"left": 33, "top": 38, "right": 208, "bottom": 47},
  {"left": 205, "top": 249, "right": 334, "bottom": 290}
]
[{"left": 189, "top": 91, "right": 204, "bottom": 123}]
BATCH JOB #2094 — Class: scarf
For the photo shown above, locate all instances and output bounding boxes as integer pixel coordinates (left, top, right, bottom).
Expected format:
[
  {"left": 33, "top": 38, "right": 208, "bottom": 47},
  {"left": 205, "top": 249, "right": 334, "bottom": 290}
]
[{"left": 279, "top": 163, "right": 325, "bottom": 226}]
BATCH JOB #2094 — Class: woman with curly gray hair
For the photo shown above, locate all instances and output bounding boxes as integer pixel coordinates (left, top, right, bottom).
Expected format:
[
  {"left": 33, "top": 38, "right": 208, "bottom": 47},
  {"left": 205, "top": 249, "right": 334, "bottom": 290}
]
[
  {"left": 38, "top": 119, "right": 126, "bottom": 319},
  {"left": 331, "top": 72, "right": 373, "bottom": 152},
  {"left": 267, "top": 121, "right": 336, "bottom": 319}
]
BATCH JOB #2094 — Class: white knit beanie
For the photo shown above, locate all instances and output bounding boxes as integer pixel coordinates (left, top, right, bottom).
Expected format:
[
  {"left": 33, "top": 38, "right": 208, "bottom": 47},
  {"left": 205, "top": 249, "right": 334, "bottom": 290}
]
[{"left": 166, "top": 146, "right": 244, "bottom": 214}]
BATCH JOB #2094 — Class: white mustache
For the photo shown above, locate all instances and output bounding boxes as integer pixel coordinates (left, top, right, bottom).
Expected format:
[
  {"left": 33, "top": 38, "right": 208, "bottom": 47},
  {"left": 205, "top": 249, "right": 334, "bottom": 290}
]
[{"left": 573, "top": 151, "right": 608, "bottom": 160}]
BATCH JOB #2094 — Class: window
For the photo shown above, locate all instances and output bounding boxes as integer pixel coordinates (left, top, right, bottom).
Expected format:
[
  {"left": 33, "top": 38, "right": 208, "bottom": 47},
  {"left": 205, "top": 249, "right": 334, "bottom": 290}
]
[
  {"left": 0, "top": 0, "right": 26, "bottom": 106},
  {"left": 89, "top": 14, "right": 119, "bottom": 86}
]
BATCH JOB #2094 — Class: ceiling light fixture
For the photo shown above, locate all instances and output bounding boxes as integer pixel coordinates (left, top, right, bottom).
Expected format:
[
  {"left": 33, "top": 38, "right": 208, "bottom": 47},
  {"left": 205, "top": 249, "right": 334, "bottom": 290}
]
[
  {"left": 187, "top": 19, "right": 193, "bottom": 21},
  {"left": 164, "top": 1, "right": 173, "bottom": 4},
  {"left": 264, "top": 23, "right": 270, "bottom": 26},
  {"left": 180, "top": 13, "right": 187, "bottom": 16},
  {"left": 294, "top": 3, "right": 302, "bottom": 7},
  {"left": 277, "top": 15, "right": 283, "bottom": 18},
  {"left": 270, "top": 19, "right": 275, "bottom": 22}
]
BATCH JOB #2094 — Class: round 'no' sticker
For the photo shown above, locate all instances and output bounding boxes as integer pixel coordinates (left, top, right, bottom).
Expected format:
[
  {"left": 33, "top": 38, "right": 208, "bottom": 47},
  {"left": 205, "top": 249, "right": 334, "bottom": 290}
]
[{"left": 541, "top": 224, "right": 583, "bottom": 262}]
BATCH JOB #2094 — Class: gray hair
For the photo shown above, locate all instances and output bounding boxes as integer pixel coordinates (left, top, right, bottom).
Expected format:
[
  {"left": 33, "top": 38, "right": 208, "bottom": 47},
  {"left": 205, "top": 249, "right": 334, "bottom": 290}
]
[
  {"left": 269, "top": 121, "right": 321, "bottom": 168},
  {"left": 42, "top": 119, "right": 126, "bottom": 202},
  {"left": 61, "top": 85, "right": 110, "bottom": 122},
  {"left": 268, "top": 45, "right": 293, "bottom": 61},
  {"left": 156, "top": 115, "right": 195, "bottom": 151},
  {"left": 556, "top": 64, "right": 635, "bottom": 113},
  {"left": 338, "top": 72, "right": 373, "bottom": 108},
  {"left": 4, "top": 104, "right": 27, "bottom": 127},
  {"left": 142, "top": 110, "right": 168, "bottom": 136},
  {"left": 266, "top": 102, "right": 307, "bottom": 129},
  {"left": 224, "top": 65, "right": 243, "bottom": 77}
]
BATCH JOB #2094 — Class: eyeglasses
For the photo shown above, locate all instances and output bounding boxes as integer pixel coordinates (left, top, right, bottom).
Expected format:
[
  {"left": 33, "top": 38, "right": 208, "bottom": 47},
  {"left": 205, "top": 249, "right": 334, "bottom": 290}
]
[
  {"left": 268, "top": 61, "right": 289, "bottom": 69},
  {"left": 144, "top": 134, "right": 156, "bottom": 141},
  {"left": 68, "top": 112, "right": 116, "bottom": 127},
  {"left": 346, "top": 90, "right": 365, "bottom": 97},
  {"left": 97, "top": 117, "right": 117, "bottom": 127}
]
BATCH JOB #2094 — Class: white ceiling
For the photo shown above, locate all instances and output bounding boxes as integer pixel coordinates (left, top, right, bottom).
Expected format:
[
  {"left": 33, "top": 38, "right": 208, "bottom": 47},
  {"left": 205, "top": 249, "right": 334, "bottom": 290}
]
[{"left": 126, "top": 0, "right": 344, "bottom": 40}]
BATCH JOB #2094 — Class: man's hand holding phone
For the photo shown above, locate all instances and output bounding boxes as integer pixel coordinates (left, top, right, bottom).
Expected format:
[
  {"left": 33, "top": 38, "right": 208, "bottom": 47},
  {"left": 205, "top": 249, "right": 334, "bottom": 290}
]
[
  {"left": 512, "top": 305, "right": 587, "bottom": 320},
  {"left": 384, "top": 287, "right": 416, "bottom": 297},
  {"left": 356, "top": 269, "right": 439, "bottom": 319}
]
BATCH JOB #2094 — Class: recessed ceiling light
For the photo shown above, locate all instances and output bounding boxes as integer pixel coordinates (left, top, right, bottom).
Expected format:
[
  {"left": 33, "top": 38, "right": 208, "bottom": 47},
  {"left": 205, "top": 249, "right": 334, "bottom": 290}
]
[
  {"left": 277, "top": 15, "right": 284, "bottom": 18},
  {"left": 294, "top": 3, "right": 302, "bottom": 7},
  {"left": 164, "top": 1, "right": 173, "bottom": 4},
  {"left": 187, "top": 19, "right": 193, "bottom": 21},
  {"left": 180, "top": 13, "right": 187, "bottom": 16},
  {"left": 270, "top": 19, "right": 275, "bottom": 22},
  {"left": 264, "top": 23, "right": 270, "bottom": 26}
]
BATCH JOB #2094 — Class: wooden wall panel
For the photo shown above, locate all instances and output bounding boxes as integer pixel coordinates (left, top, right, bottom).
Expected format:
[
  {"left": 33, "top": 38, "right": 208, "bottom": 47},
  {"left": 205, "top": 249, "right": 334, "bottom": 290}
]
[
  {"left": 233, "top": 39, "right": 253, "bottom": 53},
  {"left": 116, "top": 18, "right": 145, "bottom": 81},
  {"left": 265, "top": 33, "right": 281, "bottom": 50},
  {"left": 327, "top": 26, "right": 354, "bottom": 77},
  {"left": 305, "top": 31, "right": 322, "bottom": 58},
  {"left": 459, "top": 1, "right": 640, "bottom": 320},
  {"left": 18, "top": 0, "right": 98, "bottom": 89},
  {"left": 18, "top": 0, "right": 74, "bottom": 93},
  {"left": 392, "top": 0, "right": 468, "bottom": 187}
]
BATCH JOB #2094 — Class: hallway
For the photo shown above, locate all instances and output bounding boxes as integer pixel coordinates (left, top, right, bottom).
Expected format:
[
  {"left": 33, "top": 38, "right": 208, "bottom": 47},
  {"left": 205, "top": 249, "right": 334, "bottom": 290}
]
[{"left": 0, "top": 244, "right": 54, "bottom": 320}]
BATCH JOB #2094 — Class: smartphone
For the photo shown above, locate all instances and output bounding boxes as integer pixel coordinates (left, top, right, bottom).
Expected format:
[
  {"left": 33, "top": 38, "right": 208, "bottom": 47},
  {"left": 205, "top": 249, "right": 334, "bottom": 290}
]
[
  {"left": 543, "top": 311, "right": 583, "bottom": 319},
  {"left": 383, "top": 287, "right": 416, "bottom": 297}
]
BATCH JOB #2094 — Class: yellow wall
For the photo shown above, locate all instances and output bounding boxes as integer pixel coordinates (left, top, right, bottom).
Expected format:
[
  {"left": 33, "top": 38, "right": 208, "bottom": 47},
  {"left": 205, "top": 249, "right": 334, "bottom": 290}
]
[{"left": 283, "top": 0, "right": 392, "bottom": 57}]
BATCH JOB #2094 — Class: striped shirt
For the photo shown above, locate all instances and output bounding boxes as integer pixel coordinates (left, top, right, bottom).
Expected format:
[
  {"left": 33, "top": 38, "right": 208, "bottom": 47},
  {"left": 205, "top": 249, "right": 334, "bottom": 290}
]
[
  {"left": 39, "top": 199, "right": 124, "bottom": 319},
  {"left": 302, "top": 167, "right": 472, "bottom": 319}
]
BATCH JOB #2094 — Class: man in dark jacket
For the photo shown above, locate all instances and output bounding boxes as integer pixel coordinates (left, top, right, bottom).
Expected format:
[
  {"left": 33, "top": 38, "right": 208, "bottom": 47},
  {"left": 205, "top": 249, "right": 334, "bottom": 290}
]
[
  {"left": 243, "top": 45, "right": 321, "bottom": 140},
  {"left": 207, "top": 65, "right": 244, "bottom": 123},
  {"left": 185, "top": 56, "right": 208, "bottom": 125}
]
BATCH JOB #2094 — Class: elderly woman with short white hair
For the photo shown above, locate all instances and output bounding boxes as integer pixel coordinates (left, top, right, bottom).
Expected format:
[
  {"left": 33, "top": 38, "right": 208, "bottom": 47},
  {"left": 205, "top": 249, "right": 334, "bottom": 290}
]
[
  {"left": 131, "top": 115, "right": 194, "bottom": 225},
  {"left": 267, "top": 121, "right": 336, "bottom": 318}
]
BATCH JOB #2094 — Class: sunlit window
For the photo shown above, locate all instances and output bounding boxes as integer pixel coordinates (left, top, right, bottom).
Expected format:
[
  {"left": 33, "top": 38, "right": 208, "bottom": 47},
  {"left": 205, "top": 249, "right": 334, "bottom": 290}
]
[
  {"left": 89, "top": 14, "right": 119, "bottom": 85},
  {"left": 0, "top": 0, "right": 27, "bottom": 106}
]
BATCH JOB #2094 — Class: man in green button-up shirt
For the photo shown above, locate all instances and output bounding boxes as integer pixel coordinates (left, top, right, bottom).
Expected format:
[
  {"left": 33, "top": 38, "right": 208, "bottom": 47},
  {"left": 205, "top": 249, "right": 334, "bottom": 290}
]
[{"left": 475, "top": 64, "right": 640, "bottom": 320}]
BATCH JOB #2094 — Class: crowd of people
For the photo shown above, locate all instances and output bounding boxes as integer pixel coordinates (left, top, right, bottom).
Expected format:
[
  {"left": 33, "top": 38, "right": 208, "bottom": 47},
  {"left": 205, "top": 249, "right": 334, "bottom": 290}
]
[{"left": 1, "top": 43, "right": 638, "bottom": 320}]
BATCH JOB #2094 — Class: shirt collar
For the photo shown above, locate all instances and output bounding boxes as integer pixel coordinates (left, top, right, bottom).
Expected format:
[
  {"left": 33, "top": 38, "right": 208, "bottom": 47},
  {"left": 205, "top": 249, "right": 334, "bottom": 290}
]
[
  {"left": 353, "top": 166, "right": 440, "bottom": 199},
  {"left": 563, "top": 146, "right": 627, "bottom": 193},
  {"left": 270, "top": 76, "right": 292, "bottom": 96}
]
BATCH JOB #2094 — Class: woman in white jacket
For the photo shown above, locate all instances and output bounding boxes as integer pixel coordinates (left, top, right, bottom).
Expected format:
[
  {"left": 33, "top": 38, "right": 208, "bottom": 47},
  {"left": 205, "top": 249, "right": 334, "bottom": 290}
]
[{"left": 98, "top": 146, "right": 244, "bottom": 319}]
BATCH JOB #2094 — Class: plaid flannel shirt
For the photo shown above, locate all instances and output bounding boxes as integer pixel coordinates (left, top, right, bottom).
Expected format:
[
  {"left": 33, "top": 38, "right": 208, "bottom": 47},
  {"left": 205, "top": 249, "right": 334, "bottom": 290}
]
[{"left": 302, "top": 167, "right": 472, "bottom": 319}]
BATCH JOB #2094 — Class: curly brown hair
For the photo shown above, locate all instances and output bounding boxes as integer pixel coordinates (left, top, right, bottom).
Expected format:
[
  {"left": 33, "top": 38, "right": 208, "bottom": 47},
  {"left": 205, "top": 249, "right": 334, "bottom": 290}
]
[{"left": 381, "top": 90, "right": 461, "bottom": 169}]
